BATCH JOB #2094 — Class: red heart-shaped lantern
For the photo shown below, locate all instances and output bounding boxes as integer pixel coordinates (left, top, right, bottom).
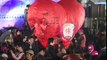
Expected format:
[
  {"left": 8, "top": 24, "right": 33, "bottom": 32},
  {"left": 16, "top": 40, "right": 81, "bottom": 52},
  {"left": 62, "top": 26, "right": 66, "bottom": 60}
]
[
  {"left": 58, "top": 0, "right": 85, "bottom": 48},
  {"left": 28, "top": 0, "right": 85, "bottom": 48},
  {"left": 27, "top": 0, "right": 67, "bottom": 48}
]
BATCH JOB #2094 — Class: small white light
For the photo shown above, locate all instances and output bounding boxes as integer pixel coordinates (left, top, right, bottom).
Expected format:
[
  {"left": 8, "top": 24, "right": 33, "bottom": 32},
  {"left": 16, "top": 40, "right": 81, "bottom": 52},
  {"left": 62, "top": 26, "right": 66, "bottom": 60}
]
[
  {"left": 95, "top": 52, "right": 98, "bottom": 55},
  {"left": 89, "top": 46, "right": 92, "bottom": 49}
]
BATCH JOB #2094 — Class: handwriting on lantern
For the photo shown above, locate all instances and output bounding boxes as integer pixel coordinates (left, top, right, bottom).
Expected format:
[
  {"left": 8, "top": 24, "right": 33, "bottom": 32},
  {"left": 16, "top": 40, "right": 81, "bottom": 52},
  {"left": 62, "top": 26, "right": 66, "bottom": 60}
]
[
  {"left": 40, "top": 17, "right": 59, "bottom": 25},
  {"left": 41, "top": 12, "right": 59, "bottom": 24}
]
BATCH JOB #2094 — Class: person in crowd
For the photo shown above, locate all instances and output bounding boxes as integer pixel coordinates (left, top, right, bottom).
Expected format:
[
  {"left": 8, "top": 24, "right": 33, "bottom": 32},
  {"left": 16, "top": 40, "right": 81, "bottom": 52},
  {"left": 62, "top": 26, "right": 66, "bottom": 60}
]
[
  {"left": 47, "top": 38, "right": 59, "bottom": 60},
  {"left": 63, "top": 54, "right": 84, "bottom": 60},
  {"left": 72, "top": 29, "right": 86, "bottom": 60},
  {"left": 0, "top": 53, "right": 8, "bottom": 60},
  {"left": 57, "top": 41, "right": 67, "bottom": 59},
  {"left": 4, "top": 33, "right": 14, "bottom": 48},
  {"left": 25, "top": 50, "right": 34, "bottom": 60},
  {"left": 34, "top": 36, "right": 43, "bottom": 55},
  {"left": 66, "top": 40, "right": 74, "bottom": 54},
  {"left": 23, "top": 36, "right": 28, "bottom": 42},
  {"left": 72, "top": 33, "right": 83, "bottom": 53},
  {"left": 95, "top": 31, "right": 106, "bottom": 52},
  {"left": 37, "top": 47, "right": 46, "bottom": 60},
  {"left": 0, "top": 29, "right": 12, "bottom": 43},
  {"left": 14, "top": 30, "right": 23, "bottom": 44},
  {"left": 24, "top": 36, "right": 37, "bottom": 55},
  {"left": 11, "top": 29, "right": 17, "bottom": 37},
  {"left": 10, "top": 43, "right": 25, "bottom": 60},
  {"left": 93, "top": 31, "right": 106, "bottom": 60},
  {"left": 0, "top": 30, "right": 3, "bottom": 36},
  {"left": 100, "top": 46, "right": 106, "bottom": 60},
  {"left": 0, "top": 43, "right": 9, "bottom": 54},
  {"left": 73, "top": 30, "right": 86, "bottom": 53}
]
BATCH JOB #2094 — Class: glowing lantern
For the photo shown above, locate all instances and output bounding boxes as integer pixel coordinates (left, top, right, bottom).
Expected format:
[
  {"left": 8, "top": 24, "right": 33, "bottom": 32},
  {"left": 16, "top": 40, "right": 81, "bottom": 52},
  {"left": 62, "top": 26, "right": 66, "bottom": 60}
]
[
  {"left": 28, "top": 0, "right": 85, "bottom": 48},
  {"left": 58, "top": 0, "right": 85, "bottom": 48},
  {"left": 27, "top": 0, "right": 67, "bottom": 48}
]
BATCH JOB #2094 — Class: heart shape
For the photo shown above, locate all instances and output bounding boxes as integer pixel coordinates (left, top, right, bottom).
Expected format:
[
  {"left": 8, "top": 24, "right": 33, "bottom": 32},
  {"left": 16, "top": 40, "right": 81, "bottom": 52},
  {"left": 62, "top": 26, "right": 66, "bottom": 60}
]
[
  {"left": 58, "top": 0, "right": 85, "bottom": 48},
  {"left": 27, "top": 0, "right": 67, "bottom": 48},
  {"left": 27, "top": 0, "right": 85, "bottom": 48}
]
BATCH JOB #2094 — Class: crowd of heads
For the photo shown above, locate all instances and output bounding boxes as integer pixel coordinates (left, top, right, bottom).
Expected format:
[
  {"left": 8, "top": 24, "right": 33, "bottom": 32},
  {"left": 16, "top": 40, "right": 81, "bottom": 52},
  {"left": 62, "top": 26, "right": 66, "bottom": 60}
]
[
  {"left": 0, "top": 28, "right": 106, "bottom": 60},
  {"left": 0, "top": 29, "right": 65, "bottom": 60}
]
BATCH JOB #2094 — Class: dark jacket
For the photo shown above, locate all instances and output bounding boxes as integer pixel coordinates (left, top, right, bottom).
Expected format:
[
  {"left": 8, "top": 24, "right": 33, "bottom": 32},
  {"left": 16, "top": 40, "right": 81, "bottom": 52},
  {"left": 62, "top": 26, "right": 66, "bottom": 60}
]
[{"left": 47, "top": 45, "right": 59, "bottom": 60}]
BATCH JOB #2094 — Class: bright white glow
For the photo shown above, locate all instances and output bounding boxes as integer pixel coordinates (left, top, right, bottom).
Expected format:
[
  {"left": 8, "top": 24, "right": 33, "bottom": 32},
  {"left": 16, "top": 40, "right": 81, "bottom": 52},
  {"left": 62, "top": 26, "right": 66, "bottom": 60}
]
[
  {"left": 19, "top": 0, "right": 35, "bottom": 5},
  {"left": 95, "top": 52, "right": 98, "bottom": 55},
  {"left": 89, "top": 46, "right": 92, "bottom": 49},
  {"left": 63, "top": 23, "right": 75, "bottom": 39},
  {"left": 25, "top": 0, "right": 35, "bottom": 5},
  {"left": 0, "top": 0, "right": 36, "bottom": 29},
  {"left": 0, "top": 5, "right": 25, "bottom": 29},
  {"left": 0, "top": 0, "right": 9, "bottom": 5},
  {"left": 95, "top": 2, "right": 106, "bottom": 4},
  {"left": 0, "top": 0, "right": 9, "bottom": 9},
  {"left": 52, "top": 0, "right": 61, "bottom": 2},
  {"left": 26, "top": 0, "right": 30, "bottom": 5},
  {"left": 0, "top": 20, "right": 16, "bottom": 29},
  {"left": 5, "top": 5, "right": 25, "bottom": 21}
]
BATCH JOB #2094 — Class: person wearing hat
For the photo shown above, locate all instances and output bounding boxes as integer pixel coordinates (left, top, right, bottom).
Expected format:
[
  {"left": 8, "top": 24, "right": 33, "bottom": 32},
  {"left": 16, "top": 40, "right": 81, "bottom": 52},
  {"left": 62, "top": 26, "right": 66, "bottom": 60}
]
[
  {"left": 0, "top": 53, "right": 8, "bottom": 60},
  {"left": 25, "top": 50, "right": 34, "bottom": 60}
]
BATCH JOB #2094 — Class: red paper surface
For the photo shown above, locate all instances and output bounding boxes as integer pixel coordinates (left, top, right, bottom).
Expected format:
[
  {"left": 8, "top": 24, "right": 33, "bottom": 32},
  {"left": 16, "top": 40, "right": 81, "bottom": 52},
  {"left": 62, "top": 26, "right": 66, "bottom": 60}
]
[{"left": 28, "top": 0, "right": 85, "bottom": 48}]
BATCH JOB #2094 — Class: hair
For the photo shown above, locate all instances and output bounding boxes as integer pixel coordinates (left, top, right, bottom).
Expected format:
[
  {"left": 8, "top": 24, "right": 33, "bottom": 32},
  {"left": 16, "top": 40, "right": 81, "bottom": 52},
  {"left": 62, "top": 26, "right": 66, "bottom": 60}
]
[
  {"left": 39, "top": 47, "right": 46, "bottom": 52},
  {"left": 26, "top": 4, "right": 30, "bottom": 7},
  {"left": 16, "top": 29, "right": 22, "bottom": 36},
  {"left": 14, "top": 42, "right": 25, "bottom": 52},
  {"left": 16, "top": 29, "right": 21, "bottom": 33},
  {"left": 33, "top": 35, "right": 37, "bottom": 39},
  {"left": 27, "top": 36, "right": 34, "bottom": 41},
  {"left": 48, "top": 38, "right": 54, "bottom": 44},
  {"left": 14, "top": 42, "right": 23, "bottom": 48},
  {"left": 58, "top": 41, "right": 65, "bottom": 49}
]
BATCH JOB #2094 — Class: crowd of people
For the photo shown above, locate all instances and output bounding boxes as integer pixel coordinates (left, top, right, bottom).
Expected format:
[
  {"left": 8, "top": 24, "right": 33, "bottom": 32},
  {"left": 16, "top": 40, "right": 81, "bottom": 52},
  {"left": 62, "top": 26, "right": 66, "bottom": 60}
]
[{"left": 0, "top": 27, "right": 106, "bottom": 60}]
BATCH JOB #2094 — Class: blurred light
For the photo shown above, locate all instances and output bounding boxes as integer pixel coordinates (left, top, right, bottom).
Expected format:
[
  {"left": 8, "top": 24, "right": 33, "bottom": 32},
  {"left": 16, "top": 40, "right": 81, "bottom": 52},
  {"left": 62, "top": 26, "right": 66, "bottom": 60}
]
[
  {"left": 89, "top": 46, "right": 92, "bottom": 49},
  {"left": 92, "top": 50, "right": 99, "bottom": 56},
  {"left": 0, "top": 0, "right": 36, "bottom": 29},
  {"left": 95, "top": 2, "right": 106, "bottom": 4},
  {"left": 95, "top": 52, "right": 98, "bottom": 55},
  {"left": 5, "top": 5, "right": 25, "bottom": 21},
  {"left": 88, "top": 44, "right": 94, "bottom": 52},
  {"left": 52, "top": 0, "right": 61, "bottom": 2},
  {"left": 26, "top": 0, "right": 30, "bottom": 5}
]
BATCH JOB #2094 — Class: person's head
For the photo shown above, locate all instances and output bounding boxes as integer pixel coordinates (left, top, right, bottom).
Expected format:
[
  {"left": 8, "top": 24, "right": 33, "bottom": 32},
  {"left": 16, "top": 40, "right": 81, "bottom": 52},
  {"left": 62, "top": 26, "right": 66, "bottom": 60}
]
[
  {"left": 39, "top": 48, "right": 46, "bottom": 56},
  {"left": 48, "top": 38, "right": 55, "bottom": 46},
  {"left": 5, "top": 35, "right": 13, "bottom": 45},
  {"left": 16, "top": 30, "right": 22, "bottom": 36},
  {"left": 23, "top": 36, "right": 28, "bottom": 42},
  {"left": 15, "top": 43, "right": 24, "bottom": 52},
  {"left": 78, "top": 29, "right": 84, "bottom": 35},
  {"left": 1, "top": 53, "right": 8, "bottom": 60},
  {"left": 27, "top": 36, "right": 34, "bottom": 45},
  {"left": 9, "top": 33, "right": 13, "bottom": 38},
  {"left": 26, "top": 50, "right": 34, "bottom": 60},
  {"left": 67, "top": 56, "right": 71, "bottom": 60},
  {"left": 58, "top": 41, "right": 64, "bottom": 48},
  {"left": 33, "top": 36, "right": 38, "bottom": 41}
]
